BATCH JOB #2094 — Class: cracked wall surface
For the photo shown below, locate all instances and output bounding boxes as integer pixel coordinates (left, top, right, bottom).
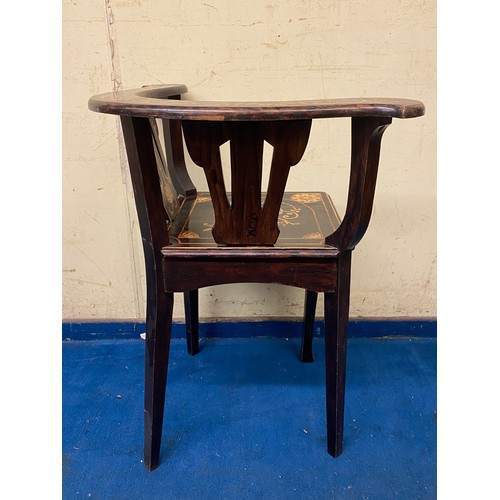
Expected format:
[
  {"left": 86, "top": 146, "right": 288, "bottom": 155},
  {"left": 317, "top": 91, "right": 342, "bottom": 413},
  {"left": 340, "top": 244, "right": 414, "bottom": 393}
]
[{"left": 62, "top": 0, "right": 436, "bottom": 321}]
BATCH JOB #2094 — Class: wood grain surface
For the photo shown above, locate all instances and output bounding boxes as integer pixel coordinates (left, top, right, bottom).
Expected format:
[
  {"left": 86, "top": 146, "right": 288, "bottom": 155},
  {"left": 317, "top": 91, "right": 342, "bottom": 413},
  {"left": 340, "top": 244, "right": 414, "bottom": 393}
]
[{"left": 89, "top": 85, "right": 425, "bottom": 121}]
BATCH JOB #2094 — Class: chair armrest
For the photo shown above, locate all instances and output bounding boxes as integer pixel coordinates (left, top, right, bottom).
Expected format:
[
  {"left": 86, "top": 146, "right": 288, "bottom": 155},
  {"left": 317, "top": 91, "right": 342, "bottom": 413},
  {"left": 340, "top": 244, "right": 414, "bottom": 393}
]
[
  {"left": 88, "top": 84, "right": 189, "bottom": 116},
  {"left": 89, "top": 85, "right": 424, "bottom": 121}
]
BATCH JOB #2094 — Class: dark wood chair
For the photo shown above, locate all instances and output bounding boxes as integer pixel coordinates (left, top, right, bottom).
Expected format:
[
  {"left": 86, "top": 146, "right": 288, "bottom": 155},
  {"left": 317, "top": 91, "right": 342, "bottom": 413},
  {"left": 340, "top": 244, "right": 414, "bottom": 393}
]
[{"left": 88, "top": 84, "right": 425, "bottom": 471}]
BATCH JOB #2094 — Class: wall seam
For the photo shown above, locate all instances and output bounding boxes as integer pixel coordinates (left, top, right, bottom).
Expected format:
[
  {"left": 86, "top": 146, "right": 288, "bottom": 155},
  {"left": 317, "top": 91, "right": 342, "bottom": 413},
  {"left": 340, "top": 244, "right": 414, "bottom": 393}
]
[{"left": 104, "top": 0, "right": 145, "bottom": 319}]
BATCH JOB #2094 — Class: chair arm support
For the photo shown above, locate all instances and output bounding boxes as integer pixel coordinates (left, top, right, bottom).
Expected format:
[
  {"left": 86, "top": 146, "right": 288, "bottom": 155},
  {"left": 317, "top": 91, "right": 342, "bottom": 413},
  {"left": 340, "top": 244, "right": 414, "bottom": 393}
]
[
  {"left": 120, "top": 116, "right": 171, "bottom": 254},
  {"left": 326, "top": 117, "right": 392, "bottom": 251}
]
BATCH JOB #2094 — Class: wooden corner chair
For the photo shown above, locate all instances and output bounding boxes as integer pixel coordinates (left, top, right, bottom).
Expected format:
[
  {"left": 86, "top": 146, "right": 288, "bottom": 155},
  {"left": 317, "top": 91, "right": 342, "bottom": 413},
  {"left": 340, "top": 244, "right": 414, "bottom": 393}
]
[{"left": 88, "top": 84, "right": 424, "bottom": 470}]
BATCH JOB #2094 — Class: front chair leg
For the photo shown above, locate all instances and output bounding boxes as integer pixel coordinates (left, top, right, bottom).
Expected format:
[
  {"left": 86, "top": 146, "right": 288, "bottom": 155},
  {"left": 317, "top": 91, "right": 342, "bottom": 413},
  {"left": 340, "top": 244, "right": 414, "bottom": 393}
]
[
  {"left": 324, "top": 251, "right": 352, "bottom": 457},
  {"left": 184, "top": 290, "right": 199, "bottom": 355},
  {"left": 144, "top": 290, "right": 174, "bottom": 471},
  {"left": 300, "top": 290, "right": 318, "bottom": 362}
]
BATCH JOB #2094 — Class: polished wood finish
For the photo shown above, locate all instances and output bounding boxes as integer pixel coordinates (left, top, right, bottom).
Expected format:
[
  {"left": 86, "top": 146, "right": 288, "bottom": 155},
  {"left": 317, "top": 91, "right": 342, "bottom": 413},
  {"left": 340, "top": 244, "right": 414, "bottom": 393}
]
[
  {"left": 182, "top": 120, "right": 312, "bottom": 244},
  {"left": 184, "top": 290, "right": 199, "bottom": 356},
  {"left": 119, "top": 115, "right": 173, "bottom": 471},
  {"left": 301, "top": 290, "right": 318, "bottom": 362},
  {"left": 143, "top": 291, "right": 173, "bottom": 471},
  {"left": 149, "top": 118, "right": 182, "bottom": 221},
  {"left": 157, "top": 92, "right": 197, "bottom": 200},
  {"left": 325, "top": 251, "right": 352, "bottom": 457},
  {"left": 326, "top": 117, "right": 392, "bottom": 251},
  {"left": 88, "top": 84, "right": 424, "bottom": 471},
  {"left": 162, "top": 258, "right": 338, "bottom": 293},
  {"left": 167, "top": 191, "right": 341, "bottom": 250},
  {"left": 89, "top": 85, "right": 425, "bottom": 121},
  {"left": 161, "top": 122, "right": 197, "bottom": 200}
]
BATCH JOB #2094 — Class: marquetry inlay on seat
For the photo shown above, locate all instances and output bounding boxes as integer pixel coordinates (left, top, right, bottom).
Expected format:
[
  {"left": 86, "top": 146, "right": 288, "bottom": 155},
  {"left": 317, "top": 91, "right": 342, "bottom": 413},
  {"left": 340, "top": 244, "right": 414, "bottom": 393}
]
[{"left": 168, "top": 191, "right": 341, "bottom": 248}]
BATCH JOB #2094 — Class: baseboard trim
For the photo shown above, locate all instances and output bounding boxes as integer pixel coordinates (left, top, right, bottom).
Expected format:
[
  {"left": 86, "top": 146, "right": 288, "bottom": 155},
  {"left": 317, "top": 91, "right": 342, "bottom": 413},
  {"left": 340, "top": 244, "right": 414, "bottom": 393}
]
[{"left": 62, "top": 318, "right": 437, "bottom": 341}]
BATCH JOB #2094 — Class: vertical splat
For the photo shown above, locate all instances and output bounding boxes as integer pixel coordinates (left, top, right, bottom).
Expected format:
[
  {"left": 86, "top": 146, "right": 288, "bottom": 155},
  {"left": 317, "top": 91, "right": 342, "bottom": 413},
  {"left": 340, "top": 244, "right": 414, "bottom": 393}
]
[
  {"left": 182, "top": 119, "right": 312, "bottom": 245},
  {"left": 229, "top": 122, "right": 264, "bottom": 242},
  {"left": 261, "top": 120, "right": 312, "bottom": 242}
]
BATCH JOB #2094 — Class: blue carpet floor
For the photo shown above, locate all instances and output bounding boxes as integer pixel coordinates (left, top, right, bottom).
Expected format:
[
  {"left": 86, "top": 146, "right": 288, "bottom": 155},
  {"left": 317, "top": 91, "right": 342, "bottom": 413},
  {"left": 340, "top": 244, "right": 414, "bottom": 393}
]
[{"left": 62, "top": 336, "right": 436, "bottom": 499}]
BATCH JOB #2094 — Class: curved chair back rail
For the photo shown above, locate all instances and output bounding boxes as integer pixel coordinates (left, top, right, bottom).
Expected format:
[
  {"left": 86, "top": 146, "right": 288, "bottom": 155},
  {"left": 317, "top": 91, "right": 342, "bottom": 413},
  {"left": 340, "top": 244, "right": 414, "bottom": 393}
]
[
  {"left": 88, "top": 85, "right": 425, "bottom": 121},
  {"left": 88, "top": 83, "right": 425, "bottom": 471}
]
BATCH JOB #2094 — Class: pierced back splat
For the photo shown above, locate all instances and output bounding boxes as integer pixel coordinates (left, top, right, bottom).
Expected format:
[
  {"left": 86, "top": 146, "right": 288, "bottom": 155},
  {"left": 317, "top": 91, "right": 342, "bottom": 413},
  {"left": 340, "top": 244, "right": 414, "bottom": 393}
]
[{"left": 182, "top": 119, "right": 312, "bottom": 245}]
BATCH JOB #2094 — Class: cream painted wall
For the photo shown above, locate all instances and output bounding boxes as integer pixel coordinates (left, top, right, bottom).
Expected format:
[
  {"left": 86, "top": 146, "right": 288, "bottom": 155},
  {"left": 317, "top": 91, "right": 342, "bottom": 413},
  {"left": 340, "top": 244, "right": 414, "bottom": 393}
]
[{"left": 62, "top": 0, "right": 436, "bottom": 321}]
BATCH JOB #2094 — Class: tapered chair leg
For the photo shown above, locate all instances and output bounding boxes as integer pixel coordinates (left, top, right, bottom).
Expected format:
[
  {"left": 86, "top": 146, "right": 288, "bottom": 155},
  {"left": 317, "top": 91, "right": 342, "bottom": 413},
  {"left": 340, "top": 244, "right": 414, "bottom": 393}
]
[
  {"left": 301, "top": 290, "right": 318, "bottom": 362},
  {"left": 324, "top": 251, "right": 352, "bottom": 458},
  {"left": 144, "top": 290, "right": 174, "bottom": 471},
  {"left": 184, "top": 290, "right": 199, "bottom": 356}
]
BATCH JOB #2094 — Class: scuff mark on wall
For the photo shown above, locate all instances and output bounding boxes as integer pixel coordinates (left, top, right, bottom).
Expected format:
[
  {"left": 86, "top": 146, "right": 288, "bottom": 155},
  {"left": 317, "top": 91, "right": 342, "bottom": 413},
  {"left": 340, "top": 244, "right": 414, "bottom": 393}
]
[
  {"left": 104, "top": 0, "right": 125, "bottom": 178},
  {"left": 105, "top": 6, "right": 119, "bottom": 90},
  {"left": 201, "top": 2, "right": 219, "bottom": 11}
]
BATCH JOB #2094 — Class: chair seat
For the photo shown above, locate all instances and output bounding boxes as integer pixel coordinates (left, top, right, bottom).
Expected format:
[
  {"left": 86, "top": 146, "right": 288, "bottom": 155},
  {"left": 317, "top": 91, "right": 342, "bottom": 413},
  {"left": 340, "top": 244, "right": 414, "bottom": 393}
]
[{"left": 167, "top": 191, "right": 341, "bottom": 249}]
